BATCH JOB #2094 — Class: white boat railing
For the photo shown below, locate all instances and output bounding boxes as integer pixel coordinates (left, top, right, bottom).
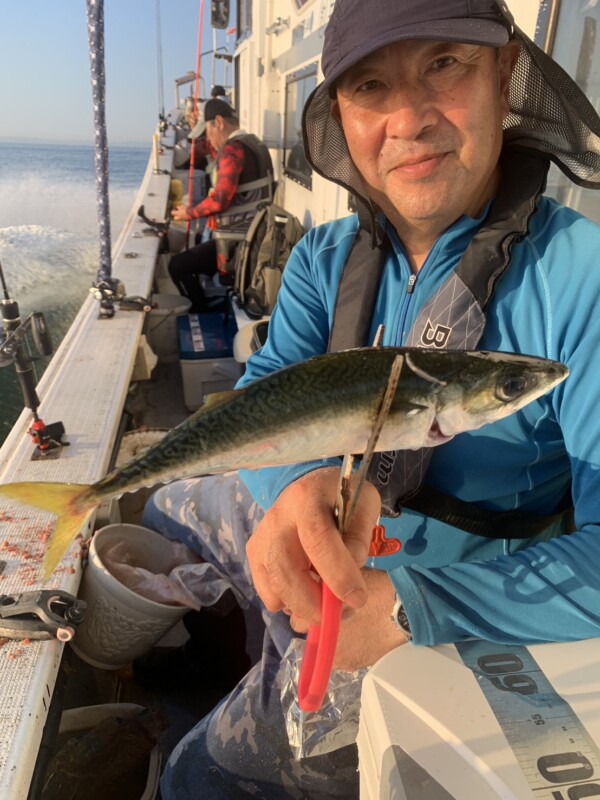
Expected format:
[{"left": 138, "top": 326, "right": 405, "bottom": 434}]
[{"left": 0, "top": 128, "right": 174, "bottom": 799}]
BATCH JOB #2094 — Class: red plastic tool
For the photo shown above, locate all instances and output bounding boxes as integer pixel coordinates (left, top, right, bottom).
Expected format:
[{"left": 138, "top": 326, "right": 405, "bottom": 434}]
[
  {"left": 297, "top": 523, "right": 402, "bottom": 712},
  {"left": 297, "top": 583, "right": 342, "bottom": 712}
]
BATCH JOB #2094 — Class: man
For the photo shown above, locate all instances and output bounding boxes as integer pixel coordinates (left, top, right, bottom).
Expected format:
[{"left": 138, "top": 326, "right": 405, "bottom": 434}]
[
  {"left": 150, "top": 1, "right": 600, "bottom": 797},
  {"left": 211, "top": 83, "right": 228, "bottom": 100},
  {"left": 169, "top": 98, "right": 273, "bottom": 311}
]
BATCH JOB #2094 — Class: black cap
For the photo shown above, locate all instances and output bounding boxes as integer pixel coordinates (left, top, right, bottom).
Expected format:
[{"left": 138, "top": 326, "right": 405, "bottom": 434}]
[
  {"left": 319, "top": 0, "right": 513, "bottom": 95},
  {"left": 189, "top": 98, "right": 236, "bottom": 139},
  {"left": 211, "top": 84, "right": 226, "bottom": 97}
]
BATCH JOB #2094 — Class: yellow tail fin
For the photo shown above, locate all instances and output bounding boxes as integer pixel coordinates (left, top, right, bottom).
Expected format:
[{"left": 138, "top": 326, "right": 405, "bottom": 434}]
[
  {"left": 44, "top": 507, "right": 94, "bottom": 579},
  {"left": 0, "top": 481, "right": 96, "bottom": 579}
]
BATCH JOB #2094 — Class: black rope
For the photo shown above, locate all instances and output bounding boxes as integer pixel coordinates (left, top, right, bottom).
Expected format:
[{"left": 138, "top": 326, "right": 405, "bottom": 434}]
[{"left": 86, "top": 0, "right": 112, "bottom": 285}]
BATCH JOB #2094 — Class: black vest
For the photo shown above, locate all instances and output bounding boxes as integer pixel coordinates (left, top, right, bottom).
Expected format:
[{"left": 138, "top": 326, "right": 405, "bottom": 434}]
[{"left": 229, "top": 132, "right": 274, "bottom": 211}]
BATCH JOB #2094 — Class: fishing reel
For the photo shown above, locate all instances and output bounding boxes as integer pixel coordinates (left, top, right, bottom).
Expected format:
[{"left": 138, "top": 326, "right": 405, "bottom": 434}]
[
  {"left": 137, "top": 205, "right": 170, "bottom": 238},
  {"left": 0, "top": 263, "right": 68, "bottom": 460},
  {"left": 91, "top": 276, "right": 126, "bottom": 319}
]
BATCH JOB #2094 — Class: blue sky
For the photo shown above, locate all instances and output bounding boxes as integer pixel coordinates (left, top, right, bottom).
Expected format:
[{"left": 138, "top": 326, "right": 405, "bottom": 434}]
[{"left": 0, "top": 1, "right": 234, "bottom": 146}]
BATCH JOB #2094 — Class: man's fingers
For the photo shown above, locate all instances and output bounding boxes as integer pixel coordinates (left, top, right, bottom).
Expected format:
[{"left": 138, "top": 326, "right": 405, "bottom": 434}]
[
  {"left": 246, "top": 467, "right": 380, "bottom": 624},
  {"left": 251, "top": 562, "right": 284, "bottom": 613},
  {"left": 263, "top": 531, "right": 324, "bottom": 622},
  {"left": 297, "top": 479, "right": 380, "bottom": 608},
  {"left": 247, "top": 510, "right": 323, "bottom": 622},
  {"left": 299, "top": 518, "right": 368, "bottom": 610}
]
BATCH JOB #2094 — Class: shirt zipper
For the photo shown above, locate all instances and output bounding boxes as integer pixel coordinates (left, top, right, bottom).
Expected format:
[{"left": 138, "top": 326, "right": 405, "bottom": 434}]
[{"left": 397, "top": 272, "right": 418, "bottom": 344}]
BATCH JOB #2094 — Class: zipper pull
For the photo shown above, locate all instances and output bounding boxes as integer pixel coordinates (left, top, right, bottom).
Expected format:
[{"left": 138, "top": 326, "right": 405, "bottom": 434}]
[{"left": 407, "top": 274, "right": 417, "bottom": 294}]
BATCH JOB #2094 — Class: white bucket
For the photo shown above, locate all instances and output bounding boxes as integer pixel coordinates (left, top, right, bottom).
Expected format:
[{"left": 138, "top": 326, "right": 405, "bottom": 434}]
[
  {"left": 70, "top": 524, "right": 188, "bottom": 670},
  {"left": 147, "top": 293, "right": 191, "bottom": 363}
]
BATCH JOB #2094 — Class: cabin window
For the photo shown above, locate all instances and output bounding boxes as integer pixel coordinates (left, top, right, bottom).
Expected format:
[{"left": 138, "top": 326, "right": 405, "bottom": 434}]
[
  {"left": 236, "top": 0, "right": 252, "bottom": 41},
  {"left": 283, "top": 65, "right": 318, "bottom": 189},
  {"left": 540, "top": 0, "right": 600, "bottom": 224}
]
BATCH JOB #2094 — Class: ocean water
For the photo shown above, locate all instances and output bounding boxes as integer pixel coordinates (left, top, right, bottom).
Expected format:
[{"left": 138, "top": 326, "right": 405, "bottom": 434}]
[{"left": 0, "top": 141, "right": 149, "bottom": 445}]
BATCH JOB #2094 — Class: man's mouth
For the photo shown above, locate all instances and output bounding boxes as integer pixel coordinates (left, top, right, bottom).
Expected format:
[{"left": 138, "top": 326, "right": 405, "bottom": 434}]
[{"left": 391, "top": 152, "right": 448, "bottom": 178}]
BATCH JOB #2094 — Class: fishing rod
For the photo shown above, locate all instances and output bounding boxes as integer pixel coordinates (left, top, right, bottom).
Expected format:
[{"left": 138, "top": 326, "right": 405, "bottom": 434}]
[
  {"left": 0, "top": 260, "right": 67, "bottom": 460},
  {"left": 155, "top": 0, "right": 167, "bottom": 131},
  {"left": 185, "top": 0, "right": 206, "bottom": 249}
]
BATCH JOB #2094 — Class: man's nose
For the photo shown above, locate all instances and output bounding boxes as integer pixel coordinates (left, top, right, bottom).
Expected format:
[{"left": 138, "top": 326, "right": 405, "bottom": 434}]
[{"left": 384, "top": 85, "right": 439, "bottom": 140}]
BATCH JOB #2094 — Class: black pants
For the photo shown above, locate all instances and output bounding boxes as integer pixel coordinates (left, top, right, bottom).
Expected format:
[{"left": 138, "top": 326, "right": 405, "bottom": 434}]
[{"left": 168, "top": 239, "right": 217, "bottom": 313}]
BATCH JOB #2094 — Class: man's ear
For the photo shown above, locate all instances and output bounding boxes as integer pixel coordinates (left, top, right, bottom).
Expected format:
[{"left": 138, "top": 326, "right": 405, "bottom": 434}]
[
  {"left": 499, "top": 40, "right": 521, "bottom": 115},
  {"left": 330, "top": 98, "right": 341, "bottom": 124}
]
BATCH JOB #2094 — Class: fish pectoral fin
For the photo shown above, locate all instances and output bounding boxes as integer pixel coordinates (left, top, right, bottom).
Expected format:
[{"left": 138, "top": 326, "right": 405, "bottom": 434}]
[
  {"left": 389, "top": 399, "right": 430, "bottom": 416},
  {"left": 200, "top": 389, "right": 240, "bottom": 410}
]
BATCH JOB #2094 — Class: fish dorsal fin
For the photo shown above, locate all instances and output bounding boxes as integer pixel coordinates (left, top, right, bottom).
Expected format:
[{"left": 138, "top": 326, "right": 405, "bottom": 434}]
[{"left": 201, "top": 389, "right": 240, "bottom": 410}]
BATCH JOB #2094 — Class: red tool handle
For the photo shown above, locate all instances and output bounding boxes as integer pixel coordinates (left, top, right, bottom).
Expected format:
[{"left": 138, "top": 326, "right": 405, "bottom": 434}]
[
  {"left": 297, "top": 584, "right": 342, "bottom": 713},
  {"left": 297, "top": 523, "right": 401, "bottom": 713}
]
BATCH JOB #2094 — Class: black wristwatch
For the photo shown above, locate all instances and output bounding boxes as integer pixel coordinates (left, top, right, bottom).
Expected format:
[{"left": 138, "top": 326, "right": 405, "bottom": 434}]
[{"left": 391, "top": 596, "right": 413, "bottom": 641}]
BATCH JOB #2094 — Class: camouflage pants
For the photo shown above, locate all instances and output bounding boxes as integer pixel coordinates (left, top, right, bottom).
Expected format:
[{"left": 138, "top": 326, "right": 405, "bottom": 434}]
[{"left": 142, "top": 472, "right": 359, "bottom": 800}]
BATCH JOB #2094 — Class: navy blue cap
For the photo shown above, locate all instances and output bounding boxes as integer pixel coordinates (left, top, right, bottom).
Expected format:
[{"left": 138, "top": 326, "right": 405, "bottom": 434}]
[{"left": 319, "top": 0, "right": 513, "bottom": 95}]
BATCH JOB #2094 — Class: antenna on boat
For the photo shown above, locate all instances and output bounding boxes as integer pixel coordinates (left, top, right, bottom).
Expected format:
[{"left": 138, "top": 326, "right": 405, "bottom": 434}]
[{"left": 0, "top": 260, "right": 68, "bottom": 459}]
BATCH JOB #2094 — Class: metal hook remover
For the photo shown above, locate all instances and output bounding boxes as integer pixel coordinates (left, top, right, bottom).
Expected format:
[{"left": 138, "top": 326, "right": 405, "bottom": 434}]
[{"left": 0, "top": 590, "right": 86, "bottom": 642}]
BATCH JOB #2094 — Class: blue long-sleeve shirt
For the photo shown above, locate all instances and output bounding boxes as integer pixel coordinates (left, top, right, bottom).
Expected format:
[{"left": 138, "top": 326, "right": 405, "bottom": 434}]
[{"left": 237, "top": 196, "right": 600, "bottom": 647}]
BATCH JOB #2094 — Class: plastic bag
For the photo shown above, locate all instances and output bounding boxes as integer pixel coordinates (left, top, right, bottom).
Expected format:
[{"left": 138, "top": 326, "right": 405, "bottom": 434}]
[
  {"left": 280, "top": 638, "right": 368, "bottom": 759},
  {"left": 103, "top": 540, "right": 247, "bottom": 612}
]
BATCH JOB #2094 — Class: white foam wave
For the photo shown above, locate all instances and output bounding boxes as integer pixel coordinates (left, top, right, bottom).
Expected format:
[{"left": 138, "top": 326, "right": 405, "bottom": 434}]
[
  {"left": 0, "top": 225, "right": 97, "bottom": 298},
  {"left": 0, "top": 172, "right": 137, "bottom": 235}
]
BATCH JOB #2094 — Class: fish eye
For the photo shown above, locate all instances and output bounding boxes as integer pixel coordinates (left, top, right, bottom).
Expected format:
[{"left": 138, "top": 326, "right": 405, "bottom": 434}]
[{"left": 496, "top": 375, "right": 530, "bottom": 402}]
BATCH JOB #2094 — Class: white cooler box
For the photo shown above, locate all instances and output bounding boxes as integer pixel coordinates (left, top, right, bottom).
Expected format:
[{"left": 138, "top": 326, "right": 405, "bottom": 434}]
[
  {"left": 358, "top": 638, "right": 600, "bottom": 799},
  {"left": 178, "top": 313, "right": 242, "bottom": 411}
]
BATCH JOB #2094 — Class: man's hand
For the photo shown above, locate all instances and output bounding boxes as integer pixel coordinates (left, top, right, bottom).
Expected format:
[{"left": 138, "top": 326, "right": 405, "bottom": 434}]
[
  {"left": 171, "top": 204, "right": 191, "bottom": 222},
  {"left": 247, "top": 467, "right": 381, "bottom": 625},
  {"left": 292, "top": 568, "right": 409, "bottom": 671}
]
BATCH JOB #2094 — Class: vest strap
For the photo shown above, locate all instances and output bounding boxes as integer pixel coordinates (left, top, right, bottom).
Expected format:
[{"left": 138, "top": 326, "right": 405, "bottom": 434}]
[
  {"left": 236, "top": 175, "right": 273, "bottom": 194},
  {"left": 328, "top": 227, "right": 388, "bottom": 351},
  {"left": 404, "top": 484, "right": 571, "bottom": 539}
]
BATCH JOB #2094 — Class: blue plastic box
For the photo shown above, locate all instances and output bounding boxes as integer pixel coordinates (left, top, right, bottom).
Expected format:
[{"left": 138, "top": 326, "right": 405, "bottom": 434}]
[{"left": 177, "top": 313, "right": 242, "bottom": 410}]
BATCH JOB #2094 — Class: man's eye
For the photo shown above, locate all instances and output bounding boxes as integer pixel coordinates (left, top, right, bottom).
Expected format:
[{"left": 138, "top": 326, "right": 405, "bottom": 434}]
[
  {"left": 356, "top": 79, "right": 381, "bottom": 93},
  {"left": 430, "top": 56, "right": 457, "bottom": 72}
]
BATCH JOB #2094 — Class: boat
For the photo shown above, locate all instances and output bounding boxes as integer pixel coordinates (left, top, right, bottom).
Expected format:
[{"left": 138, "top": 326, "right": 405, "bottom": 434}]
[{"left": 0, "top": 1, "right": 599, "bottom": 797}]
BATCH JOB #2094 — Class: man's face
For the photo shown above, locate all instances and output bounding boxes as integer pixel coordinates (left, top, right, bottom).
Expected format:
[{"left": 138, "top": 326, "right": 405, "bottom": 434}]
[
  {"left": 206, "top": 118, "right": 226, "bottom": 150},
  {"left": 333, "top": 40, "right": 519, "bottom": 237}
]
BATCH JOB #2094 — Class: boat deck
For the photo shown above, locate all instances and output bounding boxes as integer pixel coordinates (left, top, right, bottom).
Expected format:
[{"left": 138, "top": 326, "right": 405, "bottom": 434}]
[{"left": 0, "top": 130, "right": 177, "bottom": 799}]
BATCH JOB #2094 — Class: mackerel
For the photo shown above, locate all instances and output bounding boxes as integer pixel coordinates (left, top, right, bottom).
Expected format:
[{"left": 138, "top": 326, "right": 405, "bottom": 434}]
[{"left": 0, "top": 347, "right": 568, "bottom": 576}]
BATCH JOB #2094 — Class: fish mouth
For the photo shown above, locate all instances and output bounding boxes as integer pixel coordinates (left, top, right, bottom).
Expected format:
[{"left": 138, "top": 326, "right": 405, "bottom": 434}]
[{"left": 425, "top": 420, "right": 455, "bottom": 447}]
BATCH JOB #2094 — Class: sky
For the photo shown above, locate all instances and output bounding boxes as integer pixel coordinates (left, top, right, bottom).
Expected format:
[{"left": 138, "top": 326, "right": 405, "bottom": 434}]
[{"left": 0, "top": 0, "right": 234, "bottom": 146}]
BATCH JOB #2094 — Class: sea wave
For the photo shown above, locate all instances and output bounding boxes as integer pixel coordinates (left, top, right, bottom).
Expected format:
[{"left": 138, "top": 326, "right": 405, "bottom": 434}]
[
  {"left": 0, "top": 172, "right": 138, "bottom": 236},
  {"left": 0, "top": 143, "right": 148, "bottom": 445},
  {"left": 0, "top": 225, "right": 97, "bottom": 298}
]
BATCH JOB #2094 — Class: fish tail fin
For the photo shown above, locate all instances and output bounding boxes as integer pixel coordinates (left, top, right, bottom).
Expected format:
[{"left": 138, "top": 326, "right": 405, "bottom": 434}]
[
  {"left": 43, "top": 507, "right": 94, "bottom": 579},
  {"left": 0, "top": 481, "right": 97, "bottom": 578}
]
